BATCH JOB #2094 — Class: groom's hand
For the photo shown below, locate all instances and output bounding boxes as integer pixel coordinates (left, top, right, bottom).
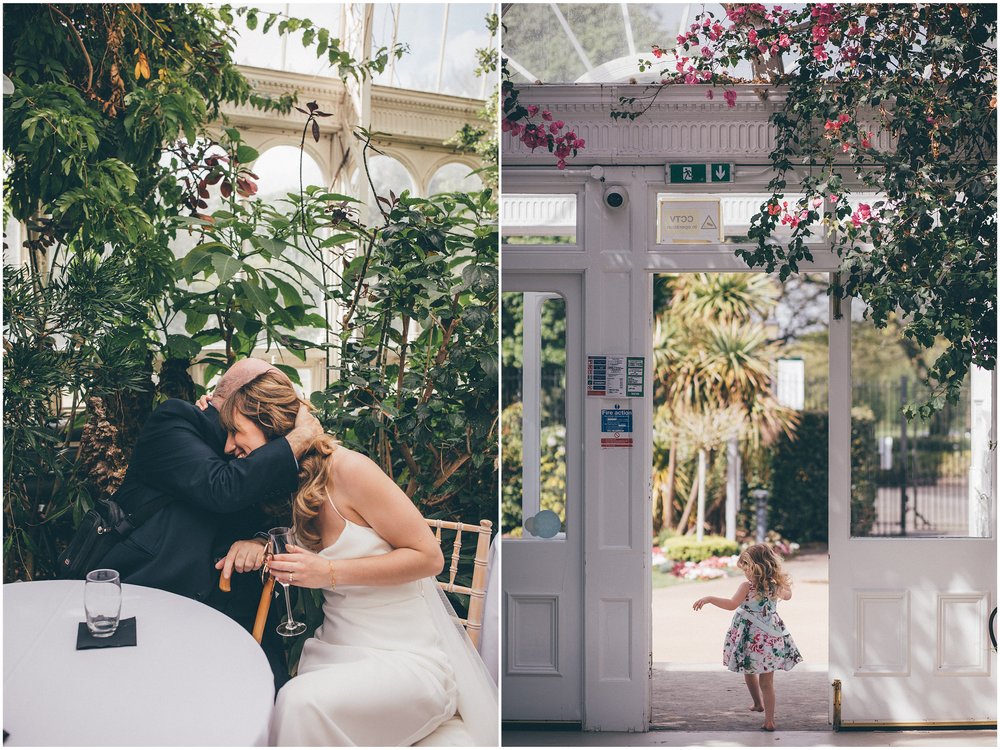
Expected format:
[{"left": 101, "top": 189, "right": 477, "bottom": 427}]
[
  {"left": 215, "top": 538, "right": 268, "bottom": 581},
  {"left": 284, "top": 404, "right": 324, "bottom": 459}
]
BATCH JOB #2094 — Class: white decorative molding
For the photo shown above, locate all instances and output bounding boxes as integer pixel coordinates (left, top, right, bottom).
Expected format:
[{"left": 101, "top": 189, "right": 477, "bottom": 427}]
[
  {"left": 598, "top": 598, "right": 632, "bottom": 681},
  {"left": 936, "top": 593, "right": 991, "bottom": 676},
  {"left": 504, "top": 84, "right": 891, "bottom": 167},
  {"left": 222, "top": 65, "right": 352, "bottom": 136},
  {"left": 501, "top": 193, "right": 578, "bottom": 235},
  {"left": 506, "top": 594, "right": 560, "bottom": 675},
  {"left": 370, "top": 85, "right": 489, "bottom": 149},
  {"left": 855, "top": 590, "right": 910, "bottom": 676}
]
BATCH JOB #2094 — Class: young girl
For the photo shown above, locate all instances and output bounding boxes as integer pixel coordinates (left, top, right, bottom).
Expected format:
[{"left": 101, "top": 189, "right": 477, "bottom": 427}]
[{"left": 693, "top": 544, "right": 802, "bottom": 731}]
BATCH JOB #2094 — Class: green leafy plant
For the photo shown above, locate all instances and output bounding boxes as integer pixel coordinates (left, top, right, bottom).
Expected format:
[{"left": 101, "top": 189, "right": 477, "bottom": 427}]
[
  {"left": 2, "top": 4, "right": 403, "bottom": 582},
  {"left": 613, "top": 3, "right": 996, "bottom": 417}
]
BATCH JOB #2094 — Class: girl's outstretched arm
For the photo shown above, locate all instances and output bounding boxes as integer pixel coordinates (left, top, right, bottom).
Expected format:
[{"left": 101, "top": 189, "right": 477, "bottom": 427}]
[{"left": 693, "top": 581, "right": 751, "bottom": 611}]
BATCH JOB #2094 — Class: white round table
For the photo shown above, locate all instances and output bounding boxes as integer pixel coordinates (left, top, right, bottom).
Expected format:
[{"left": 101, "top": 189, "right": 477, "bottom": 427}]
[{"left": 3, "top": 580, "right": 275, "bottom": 746}]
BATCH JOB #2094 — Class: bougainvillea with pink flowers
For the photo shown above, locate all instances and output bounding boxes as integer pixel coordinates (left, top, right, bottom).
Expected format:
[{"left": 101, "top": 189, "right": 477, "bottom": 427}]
[
  {"left": 612, "top": 3, "right": 996, "bottom": 417},
  {"left": 500, "top": 59, "right": 586, "bottom": 170}
]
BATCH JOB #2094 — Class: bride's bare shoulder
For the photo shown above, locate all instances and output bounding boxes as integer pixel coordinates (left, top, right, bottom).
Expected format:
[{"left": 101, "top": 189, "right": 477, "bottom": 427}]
[{"left": 327, "top": 445, "right": 380, "bottom": 479}]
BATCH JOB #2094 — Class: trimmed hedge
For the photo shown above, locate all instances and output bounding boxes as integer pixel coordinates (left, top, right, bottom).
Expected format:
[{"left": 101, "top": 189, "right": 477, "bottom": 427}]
[
  {"left": 766, "top": 408, "right": 877, "bottom": 543},
  {"left": 661, "top": 535, "right": 740, "bottom": 563}
]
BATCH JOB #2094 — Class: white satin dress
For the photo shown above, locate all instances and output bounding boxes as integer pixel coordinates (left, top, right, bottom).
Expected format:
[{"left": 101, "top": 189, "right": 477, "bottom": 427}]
[{"left": 268, "top": 500, "right": 458, "bottom": 746}]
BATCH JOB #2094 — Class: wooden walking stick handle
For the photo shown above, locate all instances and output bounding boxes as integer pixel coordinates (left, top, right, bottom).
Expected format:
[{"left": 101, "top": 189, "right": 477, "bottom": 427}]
[{"left": 252, "top": 576, "right": 276, "bottom": 644}]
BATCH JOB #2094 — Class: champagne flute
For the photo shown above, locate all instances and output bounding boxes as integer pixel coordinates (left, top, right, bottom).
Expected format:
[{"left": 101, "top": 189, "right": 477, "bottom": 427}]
[{"left": 268, "top": 526, "right": 307, "bottom": 637}]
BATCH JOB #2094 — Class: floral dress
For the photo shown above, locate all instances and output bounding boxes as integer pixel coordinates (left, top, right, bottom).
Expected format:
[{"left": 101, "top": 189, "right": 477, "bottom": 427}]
[{"left": 723, "top": 583, "right": 803, "bottom": 674}]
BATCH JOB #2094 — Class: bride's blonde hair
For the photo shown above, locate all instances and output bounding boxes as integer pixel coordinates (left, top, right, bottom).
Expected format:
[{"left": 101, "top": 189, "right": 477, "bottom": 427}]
[{"left": 217, "top": 370, "right": 337, "bottom": 551}]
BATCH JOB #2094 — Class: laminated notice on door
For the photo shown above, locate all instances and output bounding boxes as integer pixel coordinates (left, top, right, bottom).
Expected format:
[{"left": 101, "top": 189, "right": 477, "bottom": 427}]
[
  {"left": 588, "top": 355, "right": 644, "bottom": 397},
  {"left": 601, "top": 406, "right": 633, "bottom": 448}
]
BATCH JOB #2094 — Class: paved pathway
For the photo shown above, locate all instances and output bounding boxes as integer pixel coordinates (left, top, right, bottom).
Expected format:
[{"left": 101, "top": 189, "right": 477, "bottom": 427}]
[{"left": 651, "top": 546, "right": 830, "bottom": 731}]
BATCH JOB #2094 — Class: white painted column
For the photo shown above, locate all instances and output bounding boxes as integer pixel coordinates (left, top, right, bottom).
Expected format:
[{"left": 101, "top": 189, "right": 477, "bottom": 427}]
[
  {"left": 581, "top": 166, "right": 650, "bottom": 732},
  {"left": 522, "top": 292, "right": 556, "bottom": 529},
  {"left": 725, "top": 436, "right": 740, "bottom": 541},
  {"left": 969, "top": 365, "right": 995, "bottom": 537}
]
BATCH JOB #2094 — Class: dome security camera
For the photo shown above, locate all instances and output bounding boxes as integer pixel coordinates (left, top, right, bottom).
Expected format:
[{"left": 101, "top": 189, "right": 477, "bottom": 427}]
[{"left": 604, "top": 186, "right": 628, "bottom": 209}]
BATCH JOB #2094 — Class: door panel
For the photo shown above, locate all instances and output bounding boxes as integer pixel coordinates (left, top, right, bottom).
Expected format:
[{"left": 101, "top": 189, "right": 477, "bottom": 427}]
[
  {"left": 829, "top": 294, "right": 997, "bottom": 725},
  {"left": 501, "top": 274, "right": 583, "bottom": 721}
]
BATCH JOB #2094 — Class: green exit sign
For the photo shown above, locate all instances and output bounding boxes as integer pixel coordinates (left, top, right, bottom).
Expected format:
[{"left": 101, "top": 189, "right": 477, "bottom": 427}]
[{"left": 669, "top": 163, "right": 732, "bottom": 183}]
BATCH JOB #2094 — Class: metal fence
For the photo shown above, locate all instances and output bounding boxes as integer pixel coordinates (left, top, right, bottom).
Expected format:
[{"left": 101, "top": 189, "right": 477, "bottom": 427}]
[{"left": 807, "top": 374, "right": 972, "bottom": 536}]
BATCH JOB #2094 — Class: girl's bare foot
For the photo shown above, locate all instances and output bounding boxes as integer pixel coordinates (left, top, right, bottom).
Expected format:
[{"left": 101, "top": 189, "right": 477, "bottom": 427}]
[
  {"left": 749, "top": 705, "right": 764, "bottom": 712},
  {"left": 761, "top": 723, "right": 775, "bottom": 731}
]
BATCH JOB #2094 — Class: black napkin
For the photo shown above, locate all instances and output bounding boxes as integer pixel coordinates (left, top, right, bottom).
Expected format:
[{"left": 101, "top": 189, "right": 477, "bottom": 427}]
[{"left": 76, "top": 617, "right": 137, "bottom": 650}]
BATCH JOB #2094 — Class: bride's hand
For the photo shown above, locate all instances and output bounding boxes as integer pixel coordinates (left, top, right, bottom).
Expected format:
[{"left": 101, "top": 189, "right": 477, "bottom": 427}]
[{"left": 269, "top": 543, "right": 333, "bottom": 589}]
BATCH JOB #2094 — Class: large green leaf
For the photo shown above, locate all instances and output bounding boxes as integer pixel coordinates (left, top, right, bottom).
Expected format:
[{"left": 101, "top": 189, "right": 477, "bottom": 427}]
[{"left": 211, "top": 254, "right": 242, "bottom": 283}]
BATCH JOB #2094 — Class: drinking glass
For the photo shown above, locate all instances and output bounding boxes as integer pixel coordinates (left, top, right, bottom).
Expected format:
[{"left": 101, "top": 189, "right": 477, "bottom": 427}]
[
  {"left": 85, "top": 569, "right": 121, "bottom": 637},
  {"left": 268, "top": 527, "right": 307, "bottom": 637}
]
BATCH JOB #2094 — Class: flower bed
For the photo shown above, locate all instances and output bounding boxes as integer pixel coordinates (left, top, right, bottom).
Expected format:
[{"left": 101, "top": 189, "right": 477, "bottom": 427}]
[{"left": 652, "top": 548, "right": 740, "bottom": 581}]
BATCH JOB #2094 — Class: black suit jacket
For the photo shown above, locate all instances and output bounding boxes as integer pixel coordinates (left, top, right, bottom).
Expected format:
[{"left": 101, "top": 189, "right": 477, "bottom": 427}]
[{"left": 96, "top": 398, "right": 298, "bottom": 605}]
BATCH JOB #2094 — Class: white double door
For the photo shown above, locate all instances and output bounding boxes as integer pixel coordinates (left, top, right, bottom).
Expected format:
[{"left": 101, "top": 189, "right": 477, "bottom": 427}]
[
  {"left": 828, "top": 297, "right": 997, "bottom": 726},
  {"left": 502, "top": 274, "right": 584, "bottom": 722}
]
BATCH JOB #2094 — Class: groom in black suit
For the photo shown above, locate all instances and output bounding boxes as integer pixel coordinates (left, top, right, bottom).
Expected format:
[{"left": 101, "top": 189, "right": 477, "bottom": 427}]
[{"left": 96, "top": 358, "right": 319, "bottom": 688}]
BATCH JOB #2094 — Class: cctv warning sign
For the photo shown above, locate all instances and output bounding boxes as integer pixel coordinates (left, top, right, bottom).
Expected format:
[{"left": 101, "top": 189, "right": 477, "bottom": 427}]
[{"left": 657, "top": 198, "right": 724, "bottom": 244}]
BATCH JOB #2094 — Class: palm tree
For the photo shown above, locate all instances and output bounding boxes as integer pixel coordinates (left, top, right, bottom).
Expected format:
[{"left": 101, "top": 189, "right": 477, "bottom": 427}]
[{"left": 653, "top": 273, "right": 798, "bottom": 539}]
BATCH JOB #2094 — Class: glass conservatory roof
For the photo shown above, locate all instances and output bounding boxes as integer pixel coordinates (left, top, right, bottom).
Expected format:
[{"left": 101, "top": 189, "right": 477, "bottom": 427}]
[
  {"left": 502, "top": 3, "right": 800, "bottom": 84},
  {"left": 232, "top": 3, "right": 496, "bottom": 99}
]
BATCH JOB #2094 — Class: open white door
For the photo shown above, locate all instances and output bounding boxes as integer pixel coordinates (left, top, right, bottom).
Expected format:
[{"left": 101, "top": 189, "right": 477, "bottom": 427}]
[
  {"left": 501, "top": 274, "right": 583, "bottom": 722},
  {"left": 829, "top": 293, "right": 997, "bottom": 727}
]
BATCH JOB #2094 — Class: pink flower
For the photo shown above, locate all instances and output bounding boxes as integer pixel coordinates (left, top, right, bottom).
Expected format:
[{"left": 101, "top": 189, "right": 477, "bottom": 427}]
[
  {"left": 701, "top": 46, "right": 714, "bottom": 58},
  {"left": 556, "top": 159, "right": 567, "bottom": 170},
  {"left": 830, "top": 194, "right": 839, "bottom": 202},
  {"left": 676, "top": 33, "right": 687, "bottom": 45},
  {"left": 813, "top": 45, "right": 829, "bottom": 62},
  {"left": 526, "top": 105, "right": 539, "bottom": 117},
  {"left": 838, "top": 113, "right": 851, "bottom": 124},
  {"left": 685, "top": 72, "right": 698, "bottom": 85},
  {"left": 778, "top": 33, "right": 791, "bottom": 48},
  {"left": 860, "top": 132, "right": 872, "bottom": 148},
  {"left": 857, "top": 203, "right": 871, "bottom": 220},
  {"left": 549, "top": 123, "right": 561, "bottom": 134},
  {"left": 824, "top": 120, "right": 836, "bottom": 131},
  {"left": 812, "top": 24, "right": 829, "bottom": 43},
  {"left": 768, "top": 202, "right": 781, "bottom": 216},
  {"left": 747, "top": 29, "right": 758, "bottom": 46},
  {"left": 652, "top": 45, "right": 664, "bottom": 59},
  {"left": 705, "top": 89, "right": 714, "bottom": 100},
  {"left": 542, "top": 110, "right": 553, "bottom": 122},
  {"left": 847, "top": 23, "right": 863, "bottom": 36},
  {"left": 676, "top": 58, "right": 689, "bottom": 72},
  {"left": 700, "top": 69, "right": 712, "bottom": 80},
  {"left": 841, "top": 142, "right": 851, "bottom": 152},
  {"left": 723, "top": 89, "right": 738, "bottom": 107},
  {"left": 813, "top": 197, "right": 824, "bottom": 208}
]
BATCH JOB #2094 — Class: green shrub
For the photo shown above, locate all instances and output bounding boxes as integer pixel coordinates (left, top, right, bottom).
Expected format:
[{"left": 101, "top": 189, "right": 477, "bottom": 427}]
[
  {"left": 661, "top": 535, "right": 739, "bottom": 563},
  {"left": 766, "top": 408, "right": 877, "bottom": 543}
]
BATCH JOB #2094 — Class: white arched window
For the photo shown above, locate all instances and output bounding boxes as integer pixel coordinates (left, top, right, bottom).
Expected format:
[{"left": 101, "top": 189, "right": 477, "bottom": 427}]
[
  {"left": 366, "top": 154, "right": 416, "bottom": 198},
  {"left": 428, "top": 162, "right": 483, "bottom": 195},
  {"left": 253, "top": 144, "right": 326, "bottom": 202}
]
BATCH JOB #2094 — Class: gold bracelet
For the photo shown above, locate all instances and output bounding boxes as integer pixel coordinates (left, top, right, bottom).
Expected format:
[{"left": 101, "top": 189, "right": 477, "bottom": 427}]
[{"left": 327, "top": 560, "right": 337, "bottom": 590}]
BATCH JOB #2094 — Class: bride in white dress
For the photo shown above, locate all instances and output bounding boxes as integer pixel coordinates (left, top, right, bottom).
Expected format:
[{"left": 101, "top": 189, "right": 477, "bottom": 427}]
[{"left": 215, "top": 366, "right": 497, "bottom": 746}]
